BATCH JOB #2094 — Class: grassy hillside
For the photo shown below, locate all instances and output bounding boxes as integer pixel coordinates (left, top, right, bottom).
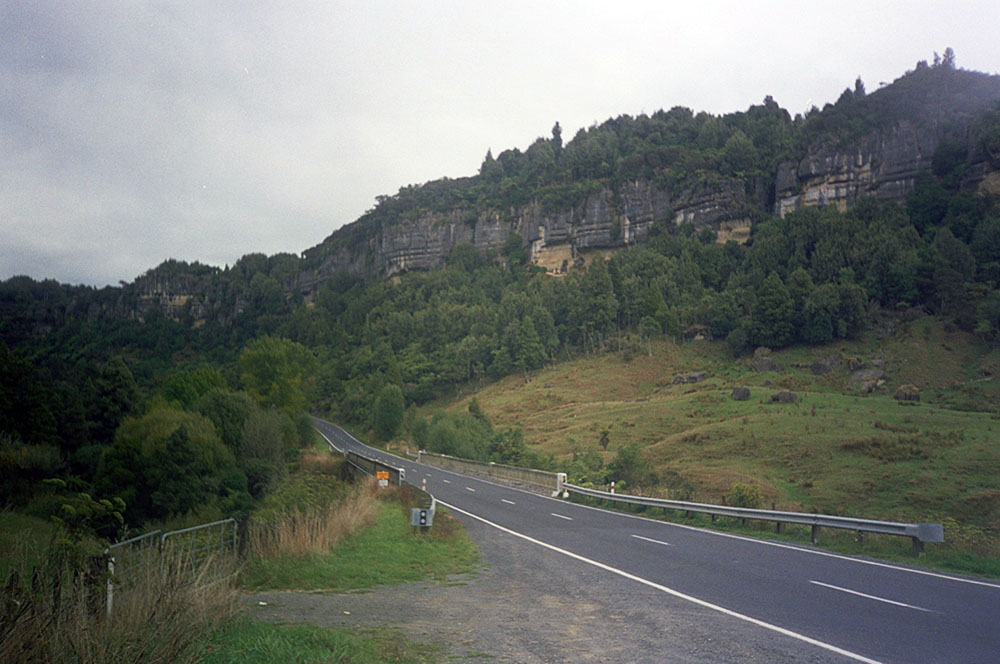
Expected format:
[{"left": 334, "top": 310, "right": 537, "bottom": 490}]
[{"left": 442, "top": 316, "right": 1000, "bottom": 539}]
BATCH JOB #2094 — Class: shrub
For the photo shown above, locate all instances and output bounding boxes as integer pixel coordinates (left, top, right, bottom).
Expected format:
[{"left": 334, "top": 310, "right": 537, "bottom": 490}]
[{"left": 727, "top": 482, "right": 763, "bottom": 508}]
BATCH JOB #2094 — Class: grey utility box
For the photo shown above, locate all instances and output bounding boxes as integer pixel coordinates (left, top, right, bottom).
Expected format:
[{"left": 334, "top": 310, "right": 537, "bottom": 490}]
[{"left": 410, "top": 508, "right": 434, "bottom": 528}]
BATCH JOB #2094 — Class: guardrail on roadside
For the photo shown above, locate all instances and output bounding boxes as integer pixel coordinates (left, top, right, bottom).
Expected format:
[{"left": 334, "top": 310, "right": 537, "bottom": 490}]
[
  {"left": 417, "top": 450, "right": 564, "bottom": 495},
  {"left": 344, "top": 450, "right": 406, "bottom": 486},
  {"left": 316, "top": 426, "right": 435, "bottom": 528},
  {"left": 562, "top": 483, "right": 944, "bottom": 555}
]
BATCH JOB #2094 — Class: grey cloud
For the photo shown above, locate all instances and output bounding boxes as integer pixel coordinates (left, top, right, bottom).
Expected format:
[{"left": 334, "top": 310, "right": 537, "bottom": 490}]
[{"left": 2, "top": 1, "right": 997, "bottom": 286}]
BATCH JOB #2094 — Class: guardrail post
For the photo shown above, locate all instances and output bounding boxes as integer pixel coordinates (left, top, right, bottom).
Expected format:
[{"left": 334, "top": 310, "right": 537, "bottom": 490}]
[
  {"left": 775, "top": 522, "right": 783, "bottom": 534},
  {"left": 811, "top": 524, "right": 820, "bottom": 544},
  {"left": 912, "top": 537, "right": 924, "bottom": 556},
  {"left": 555, "top": 473, "right": 567, "bottom": 498},
  {"left": 105, "top": 550, "right": 114, "bottom": 618}
]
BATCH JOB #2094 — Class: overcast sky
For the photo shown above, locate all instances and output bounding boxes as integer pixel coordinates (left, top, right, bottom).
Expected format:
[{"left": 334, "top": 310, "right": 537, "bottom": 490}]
[{"left": 2, "top": 1, "right": 998, "bottom": 287}]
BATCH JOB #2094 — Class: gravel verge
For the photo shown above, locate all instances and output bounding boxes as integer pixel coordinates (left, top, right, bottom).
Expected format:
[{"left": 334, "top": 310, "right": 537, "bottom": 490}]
[{"left": 243, "top": 510, "right": 852, "bottom": 663}]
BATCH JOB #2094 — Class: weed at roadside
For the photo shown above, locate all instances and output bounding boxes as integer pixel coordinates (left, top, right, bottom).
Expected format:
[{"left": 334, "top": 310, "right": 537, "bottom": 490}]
[{"left": 199, "top": 620, "right": 441, "bottom": 664}]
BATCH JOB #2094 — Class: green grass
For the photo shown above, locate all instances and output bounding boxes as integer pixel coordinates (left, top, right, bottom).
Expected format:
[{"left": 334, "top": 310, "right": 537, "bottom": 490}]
[
  {"left": 199, "top": 621, "right": 440, "bottom": 664},
  {"left": 242, "top": 501, "right": 479, "bottom": 591},
  {"left": 203, "top": 479, "right": 479, "bottom": 663},
  {"left": 0, "top": 511, "right": 55, "bottom": 582}
]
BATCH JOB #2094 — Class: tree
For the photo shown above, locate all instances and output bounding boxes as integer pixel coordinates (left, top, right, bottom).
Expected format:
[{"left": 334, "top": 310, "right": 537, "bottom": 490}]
[
  {"left": 942, "top": 47, "right": 956, "bottom": 69},
  {"left": 513, "top": 316, "right": 546, "bottom": 373},
  {"left": 239, "top": 336, "right": 316, "bottom": 414},
  {"left": 195, "top": 388, "right": 256, "bottom": 453},
  {"left": 91, "top": 356, "right": 140, "bottom": 445},
  {"left": 720, "top": 130, "right": 757, "bottom": 175},
  {"left": 163, "top": 366, "right": 227, "bottom": 409},
  {"left": 751, "top": 272, "right": 796, "bottom": 348},
  {"left": 372, "top": 384, "right": 405, "bottom": 441},
  {"left": 607, "top": 443, "right": 656, "bottom": 489},
  {"left": 638, "top": 316, "right": 661, "bottom": 356},
  {"left": 502, "top": 233, "right": 528, "bottom": 267},
  {"left": 97, "top": 406, "right": 236, "bottom": 523}
]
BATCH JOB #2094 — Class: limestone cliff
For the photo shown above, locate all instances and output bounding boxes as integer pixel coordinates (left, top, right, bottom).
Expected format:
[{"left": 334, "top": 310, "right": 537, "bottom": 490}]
[
  {"left": 775, "top": 66, "right": 1000, "bottom": 217},
  {"left": 293, "top": 176, "right": 754, "bottom": 294}
]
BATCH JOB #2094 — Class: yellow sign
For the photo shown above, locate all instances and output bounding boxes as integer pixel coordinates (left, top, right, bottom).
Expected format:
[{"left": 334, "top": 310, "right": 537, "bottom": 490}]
[{"left": 376, "top": 471, "right": 389, "bottom": 480}]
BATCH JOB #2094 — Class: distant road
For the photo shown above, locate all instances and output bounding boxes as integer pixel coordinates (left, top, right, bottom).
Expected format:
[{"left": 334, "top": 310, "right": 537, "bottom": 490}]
[{"left": 313, "top": 417, "right": 1000, "bottom": 664}]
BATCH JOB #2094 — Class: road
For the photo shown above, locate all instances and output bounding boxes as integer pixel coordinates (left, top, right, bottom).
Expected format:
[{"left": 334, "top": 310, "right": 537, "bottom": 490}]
[{"left": 313, "top": 417, "right": 1000, "bottom": 664}]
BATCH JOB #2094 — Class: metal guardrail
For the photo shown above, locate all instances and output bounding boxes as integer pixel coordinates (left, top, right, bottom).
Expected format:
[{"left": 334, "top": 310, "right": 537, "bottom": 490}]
[
  {"left": 345, "top": 450, "right": 405, "bottom": 486},
  {"left": 563, "top": 483, "right": 944, "bottom": 555},
  {"left": 317, "top": 426, "right": 435, "bottom": 528},
  {"left": 417, "top": 450, "right": 562, "bottom": 494}
]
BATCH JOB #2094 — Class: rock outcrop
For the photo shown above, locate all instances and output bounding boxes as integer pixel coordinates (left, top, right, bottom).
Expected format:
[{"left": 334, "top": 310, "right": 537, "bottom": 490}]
[
  {"left": 294, "top": 176, "right": 751, "bottom": 295},
  {"left": 850, "top": 369, "right": 887, "bottom": 394},
  {"left": 894, "top": 384, "right": 921, "bottom": 402},
  {"left": 774, "top": 120, "right": 937, "bottom": 217}
]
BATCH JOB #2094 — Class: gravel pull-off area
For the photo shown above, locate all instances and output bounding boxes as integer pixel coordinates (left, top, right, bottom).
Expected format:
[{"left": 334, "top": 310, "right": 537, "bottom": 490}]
[{"left": 244, "top": 516, "right": 849, "bottom": 663}]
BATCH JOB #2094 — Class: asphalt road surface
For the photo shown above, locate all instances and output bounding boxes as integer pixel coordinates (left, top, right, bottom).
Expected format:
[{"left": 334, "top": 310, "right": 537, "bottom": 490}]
[{"left": 313, "top": 417, "right": 1000, "bottom": 664}]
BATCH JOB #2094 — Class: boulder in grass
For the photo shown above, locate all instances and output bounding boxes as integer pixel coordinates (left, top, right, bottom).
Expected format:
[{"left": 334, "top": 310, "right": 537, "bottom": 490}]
[
  {"left": 751, "top": 357, "right": 785, "bottom": 372},
  {"left": 731, "top": 386, "right": 751, "bottom": 401},
  {"left": 849, "top": 369, "right": 886, "bottom": 393},
  {"left": 894, "top": 384, "right": 920, "bottom": 402},
  {"left": 771, "top": 390, "right": 799, "bottom": 404},
  {"left": 672, "top": 371, "right": 708, "bottom": 385},
  {"left": 810, "top": 361, "right": 832, "bottom": 375}
]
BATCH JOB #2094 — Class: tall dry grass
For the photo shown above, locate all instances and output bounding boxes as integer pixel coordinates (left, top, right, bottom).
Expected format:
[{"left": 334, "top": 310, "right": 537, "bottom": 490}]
[
  {"left": 1, "top": 555, "right": 238, "bottom": 664},
  {"left": 247, "top": 476, "right": 380, "bottom": 559}
]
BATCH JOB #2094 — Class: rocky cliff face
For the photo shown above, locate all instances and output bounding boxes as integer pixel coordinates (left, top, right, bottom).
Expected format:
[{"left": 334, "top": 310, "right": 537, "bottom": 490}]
[
  {"left": 774, "top": 120, "right": 938, "bottom": 216},
  {"left": 293, "top": 176, "right": 754, "bottom": 294}
]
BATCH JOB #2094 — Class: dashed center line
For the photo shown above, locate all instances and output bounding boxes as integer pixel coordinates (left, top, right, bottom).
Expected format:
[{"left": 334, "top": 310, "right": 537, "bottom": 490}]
[
  {"left": 501, "top": 499, "right": 516, "bottom": 505},
  {"left": 810, "top": 581, "right": 932, "bottom": 613},
  {"left": 551, "top": 513, "right": 573, "bottom": 521},
  {"left": 632, "top": 534, "right": 673, "bottom": 547},
  {"left": 442, "top": 479, "right": 451, "bottom": 484},
  {"left": 465, "top": 486, "right": 476, "bottom": 492}
]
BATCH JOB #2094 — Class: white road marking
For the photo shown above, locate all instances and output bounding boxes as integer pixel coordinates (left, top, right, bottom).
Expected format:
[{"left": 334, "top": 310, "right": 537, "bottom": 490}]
[
  {"left": 632, "top": 534, "right": 673, "bottom": 547},
  {"left": 465, "top": 487, "right": 476, "bottom": 492},
  {"left": 317, "top": 421, "right": 999, "bottom": 592},
  {"left": 810, "top": 581, "right": 932, "bottom": 613},
  {"left": 551, "top": 513, "right": 574, "bottom": 521},
  {"left": 502, "top": 499, "right": 516, "bottom": 505},
  {"left": 439, "top": 500, "right": 883, "bottom": 664},
  {"left": 561, "top": 498, "right": 1000, "bottom": 590}
]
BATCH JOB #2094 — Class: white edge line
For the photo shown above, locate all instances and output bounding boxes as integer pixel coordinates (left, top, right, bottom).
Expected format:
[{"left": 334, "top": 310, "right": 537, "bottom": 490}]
[
  {"left": 560, "top": 496, "right": 1000, "bottom": 591},
  {"left": 440, "top": 499, "right": 882, "bottom": 664},
  {"left": 810, "top": 581, "right": 932, "bottom": 613},
  {"left": 632, "top": 534, "right": 672, "bottom": 547},
  {"left": 315, "top": 419, "right": 1000, "bottom": 590}
]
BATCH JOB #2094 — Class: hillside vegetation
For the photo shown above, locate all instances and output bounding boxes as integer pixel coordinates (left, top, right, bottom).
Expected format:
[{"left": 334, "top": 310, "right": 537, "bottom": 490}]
[
  {"left": 444, "top": 318, "right": 1000, "bottom": 539},
  {"left": 2, "top": 56, "right": 1000, "bottom": 553}
]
